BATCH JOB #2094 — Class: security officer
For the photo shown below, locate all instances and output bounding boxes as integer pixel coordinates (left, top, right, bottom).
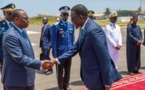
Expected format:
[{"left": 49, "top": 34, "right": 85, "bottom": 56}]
[
  {"left": 88, "top": 10, "right": 94, "bottom": 19},
  {"left": 51, "top": 6, "right": 74, "bottom": 90},
  {"left": 104, "top": 11, "right": 122, "bottom": 68},
  {"left": 0, "top": 3, "right": 15, "bottom": 68}
]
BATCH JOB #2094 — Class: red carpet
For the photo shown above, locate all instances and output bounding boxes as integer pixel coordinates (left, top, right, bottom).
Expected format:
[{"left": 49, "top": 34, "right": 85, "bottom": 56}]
[{"left": 79, "top": 73, "right": 145, "bottom": 90}]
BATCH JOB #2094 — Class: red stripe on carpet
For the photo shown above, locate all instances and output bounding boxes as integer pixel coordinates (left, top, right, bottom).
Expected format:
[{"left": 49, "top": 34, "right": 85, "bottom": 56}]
[
  {"left": 79, "top": 73, "right": 145, "bottom": 90},
  {"left": 112, "top": 73, "right": 145, "bottom": 90}
]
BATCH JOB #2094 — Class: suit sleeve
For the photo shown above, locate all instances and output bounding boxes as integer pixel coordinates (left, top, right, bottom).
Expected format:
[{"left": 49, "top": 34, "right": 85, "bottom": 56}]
[
  {"left": 48, "top": 26, "right": 52, "bottom": 47},
  {"left": 127, "top": 26, "right": 139, "bottom": 44},
  {"left": 58, "top": 40, "right": 79, "bottom": 64},
  {"left": 51, "top": 25, "right": 57, "bottom": 58},
  {"left": 143, "top": 29, "right": 145, "bottom": 45},
  {"left": 43, "top": 27, "right": 51, "bottom": 49},
  {"left": 4, "top": 35, "right": 41, "bottom": 70},
  {"left": 104, "top": 26, "right": 117, "bottom": 47},
  {"left": 90, "top": 27, "right": 114, "bottom": 85}
]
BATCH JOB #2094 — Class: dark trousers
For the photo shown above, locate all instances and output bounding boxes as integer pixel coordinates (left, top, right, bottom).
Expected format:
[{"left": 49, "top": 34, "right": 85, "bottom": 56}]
[
  {"left": 56, "top": 58, "right": 71, "bottom": 90},
  {"left": 42, "top": 48, "right": 52, "bottom": 71},
  {"left": 89, "top": 87, "right": 105, "bottom": 90},
  {"left": 4, "top": 84, "right": 34, "bottom": 90}
]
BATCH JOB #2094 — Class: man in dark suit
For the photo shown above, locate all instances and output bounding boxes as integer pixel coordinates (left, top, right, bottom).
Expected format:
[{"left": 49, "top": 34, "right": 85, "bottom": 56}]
[
  {"left": 39, "top": 17, "right": 52, "bottom": 75},
  {"left": 2, "top": 9, "right": 51, "bottom": 90},
  {"left": 51, "top": 6, "right": 74, "bottom": 90},
  {"left": 0, "top": 3, "right": 16, "bottom": 68},
  {"left": 49, "top": 4, "right": 122, "bottom": 90}
]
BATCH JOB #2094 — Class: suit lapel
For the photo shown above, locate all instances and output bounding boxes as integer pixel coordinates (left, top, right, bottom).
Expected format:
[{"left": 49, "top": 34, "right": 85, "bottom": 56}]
[
  {"left": 10, "top": 24, "right": 33, "bottom": 52},
  {"left": 23, "top": 30, "right": 34, "bottom": 52},
  {"left": 79, "top": 19, "right": 90, "bottom": 50}
]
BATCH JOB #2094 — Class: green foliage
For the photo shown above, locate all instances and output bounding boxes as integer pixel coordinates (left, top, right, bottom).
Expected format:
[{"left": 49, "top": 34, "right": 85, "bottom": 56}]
[
  {"left": 95, "top": 20, "right": 145, "bottom": 29},
  {"left": 29, "top": 14, "right": 59, "bottom": 26},
  {"left": 104, "top": 8, "right": 111, "bottom": 17},
  {"left": 117, "top": 10, "right": 135, "bottom": 16}
]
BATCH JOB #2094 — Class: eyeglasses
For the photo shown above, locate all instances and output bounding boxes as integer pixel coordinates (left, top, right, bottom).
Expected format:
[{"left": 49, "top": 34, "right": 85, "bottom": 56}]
[
  {"left": 7, "top": 12, "right": 13, "bottom": 16},
  {"left": 62, "top": 13, "right": 69, "bottom": 16},
  {"left": 71, "top": 16, "right": 77, "bottom": 21}
]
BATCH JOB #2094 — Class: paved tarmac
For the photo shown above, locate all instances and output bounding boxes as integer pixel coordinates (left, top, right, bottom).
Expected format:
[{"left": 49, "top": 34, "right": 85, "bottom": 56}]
[{"left": 0, "top": 25, "right": 145, "bottom": 90}]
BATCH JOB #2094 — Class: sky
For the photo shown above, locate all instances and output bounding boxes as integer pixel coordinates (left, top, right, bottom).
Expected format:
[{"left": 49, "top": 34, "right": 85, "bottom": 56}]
[{"left": 0, "top": 0, "right": 145, "bottom": 17}]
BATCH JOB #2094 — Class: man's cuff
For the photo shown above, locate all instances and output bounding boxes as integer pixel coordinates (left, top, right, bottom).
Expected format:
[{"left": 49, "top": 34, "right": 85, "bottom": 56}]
[
  {"left": 105, "top": 85, "right": 110, "bottom": 87},
  {"left": 56, "top": 58, "right": 60, "bottom": 64},
  {"left": 40, "top": 61, "right": 43, "bottom": 70}
]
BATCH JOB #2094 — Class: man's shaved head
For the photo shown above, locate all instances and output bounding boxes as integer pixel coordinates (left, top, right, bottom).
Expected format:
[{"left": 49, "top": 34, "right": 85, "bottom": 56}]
[
  {"left": 11, "top": 9, "right": 29, "bottom": 29},
  {"left": 11, "top": 9, "right": 24, "bottom": 21}
]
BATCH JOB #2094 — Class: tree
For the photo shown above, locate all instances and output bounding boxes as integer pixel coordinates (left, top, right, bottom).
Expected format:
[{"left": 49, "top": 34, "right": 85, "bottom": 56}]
[
  {"left": 138, "top": 6, "right": 142, "bottom": 15},
  {"left": 104, "top": 8, "right": 111, "bottom": 17}
]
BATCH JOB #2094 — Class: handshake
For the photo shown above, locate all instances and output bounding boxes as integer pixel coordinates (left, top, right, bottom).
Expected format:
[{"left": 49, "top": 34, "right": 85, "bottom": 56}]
[{"left": 41, "top": 60, "right": 57, "bottom": 70}]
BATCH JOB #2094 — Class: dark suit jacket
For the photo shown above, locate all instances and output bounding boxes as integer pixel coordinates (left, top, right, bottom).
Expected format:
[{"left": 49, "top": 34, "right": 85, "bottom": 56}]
[
  {"left": 57, "top": 18, "right": 122, "bottom": 89},
  {"left": 0, "top": 19, "right": 9, "bottom": 63},
  {"left": 39, "top": 24, "right": 51, "bottom": 49},
  {"left": 2, "top": 23, "right": 41, "bottom": 86}
]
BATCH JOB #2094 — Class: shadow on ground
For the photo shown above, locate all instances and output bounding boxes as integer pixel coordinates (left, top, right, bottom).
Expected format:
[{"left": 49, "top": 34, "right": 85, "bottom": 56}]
[
  {"left": 70, "top": 80, "right": 84, "bottom": 86},
  {"left": 119, "top": 71, "right": 129, "bottom": 75},
  {"left": 35, "top": 70, "right": 45, "bottom": 75},
  {"left": 140, "top": 67, "right": 145, "bottom": 69},
  {"left": 45, "top": 87, "right": 59, "bottom": 90}
]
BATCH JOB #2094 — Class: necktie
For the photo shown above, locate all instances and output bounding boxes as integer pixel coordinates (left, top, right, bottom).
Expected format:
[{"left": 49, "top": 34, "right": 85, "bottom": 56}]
[
  {"left": 22, "top": 30, "right": 29, "bottom": 43},
  {"left": 79, "top": 28, "right": 84, "bottom": 43}
]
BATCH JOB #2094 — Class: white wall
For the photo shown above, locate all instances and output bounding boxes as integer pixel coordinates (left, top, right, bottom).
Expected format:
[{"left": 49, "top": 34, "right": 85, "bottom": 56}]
[{"left": 118, "top": 16, "right": 131, "bottom": 22}]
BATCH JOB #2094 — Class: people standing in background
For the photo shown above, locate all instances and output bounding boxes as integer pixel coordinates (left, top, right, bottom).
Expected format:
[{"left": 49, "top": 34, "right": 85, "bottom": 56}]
[
  {"left": 127, "top": 18, "right": 133, "bottom": 27},
  {"left": 51, "top": 6, "right": 74, "bottom": 90},
  {"left": 0, "top": 3, "right": 16, "bottom": 69},
  {"left": 104, "top": 11, "right": 122, "bottom": 68},
  {"left": 88, "top": 10, "right": 94, "bottom": 19},
  {"left": 39, "top": 17, "right": 52, "bottom": 75},
  {"left": 126, "top": 14, "right": 142, "bottom": 76}
]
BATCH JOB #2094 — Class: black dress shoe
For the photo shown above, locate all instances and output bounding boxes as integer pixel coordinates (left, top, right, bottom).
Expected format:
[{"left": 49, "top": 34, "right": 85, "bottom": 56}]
[
  {"left": 45, "top": 71, "right": 53, "bottom": 75},
  {"left": 67, "top": 88, "right": 71, "bottom": 90}
]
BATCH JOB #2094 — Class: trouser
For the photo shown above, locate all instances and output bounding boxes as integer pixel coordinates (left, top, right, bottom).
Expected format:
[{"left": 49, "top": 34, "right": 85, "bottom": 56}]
[
  {"left": 4, "top": 84, "right": 34, "bottom": 90},
  {"left": 42, "top": 48, "right": 52, "bottom": 71},
  {"left": 56, "top": 58, "right": 72, "bottom": 90},
  {"left": 89, "top": 86, "right": 105, "bottom": 90},
  {"left": 108, "top": 49, "right": 120, "bottom": 67}
]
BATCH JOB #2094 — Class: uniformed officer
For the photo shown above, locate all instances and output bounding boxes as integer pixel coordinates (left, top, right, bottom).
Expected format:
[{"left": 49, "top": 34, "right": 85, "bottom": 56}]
[
  {"left": 104, "top": 11, "right": 122, "bottom": 68},
  {"left": 88, "top": 10, "right": 94, "bottom": 19},
  {"left": 51, "top": 6, "right": 74, "bottom": 90},
  {"left": 0, "top": 3, "right": 16, "bottom": 68}
]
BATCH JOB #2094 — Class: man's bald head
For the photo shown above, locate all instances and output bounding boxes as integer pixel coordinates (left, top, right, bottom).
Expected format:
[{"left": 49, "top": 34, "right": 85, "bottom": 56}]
[
  {"left": 11, "top": 9, "right": 29, "bottom": 29},
  {"left": 42, "top": 17, "right": 48, "bottom": 25},
  {"left": 11, "top": 9, "right": 24, "bottom": 21}
]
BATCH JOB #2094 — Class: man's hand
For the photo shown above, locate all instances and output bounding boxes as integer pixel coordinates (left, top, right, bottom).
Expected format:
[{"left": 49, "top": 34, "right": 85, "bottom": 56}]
[
  {"left": 137, "top": 40, "right": 142, "bottom": 46},
  {"left": 105, "top": 87, "right": 111, "bottom": 90},
  {"left": 47, "top": 47, "right": 51, "bottom": 51},
  {"left": 42, "top": 60, "right": 54, "bottom": 70},
  {"left": 115, "top": 45, "right": 121, "bottom": 50},
  {"left": 48, "top": 60, "right": 57, "bottom": 66}
]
